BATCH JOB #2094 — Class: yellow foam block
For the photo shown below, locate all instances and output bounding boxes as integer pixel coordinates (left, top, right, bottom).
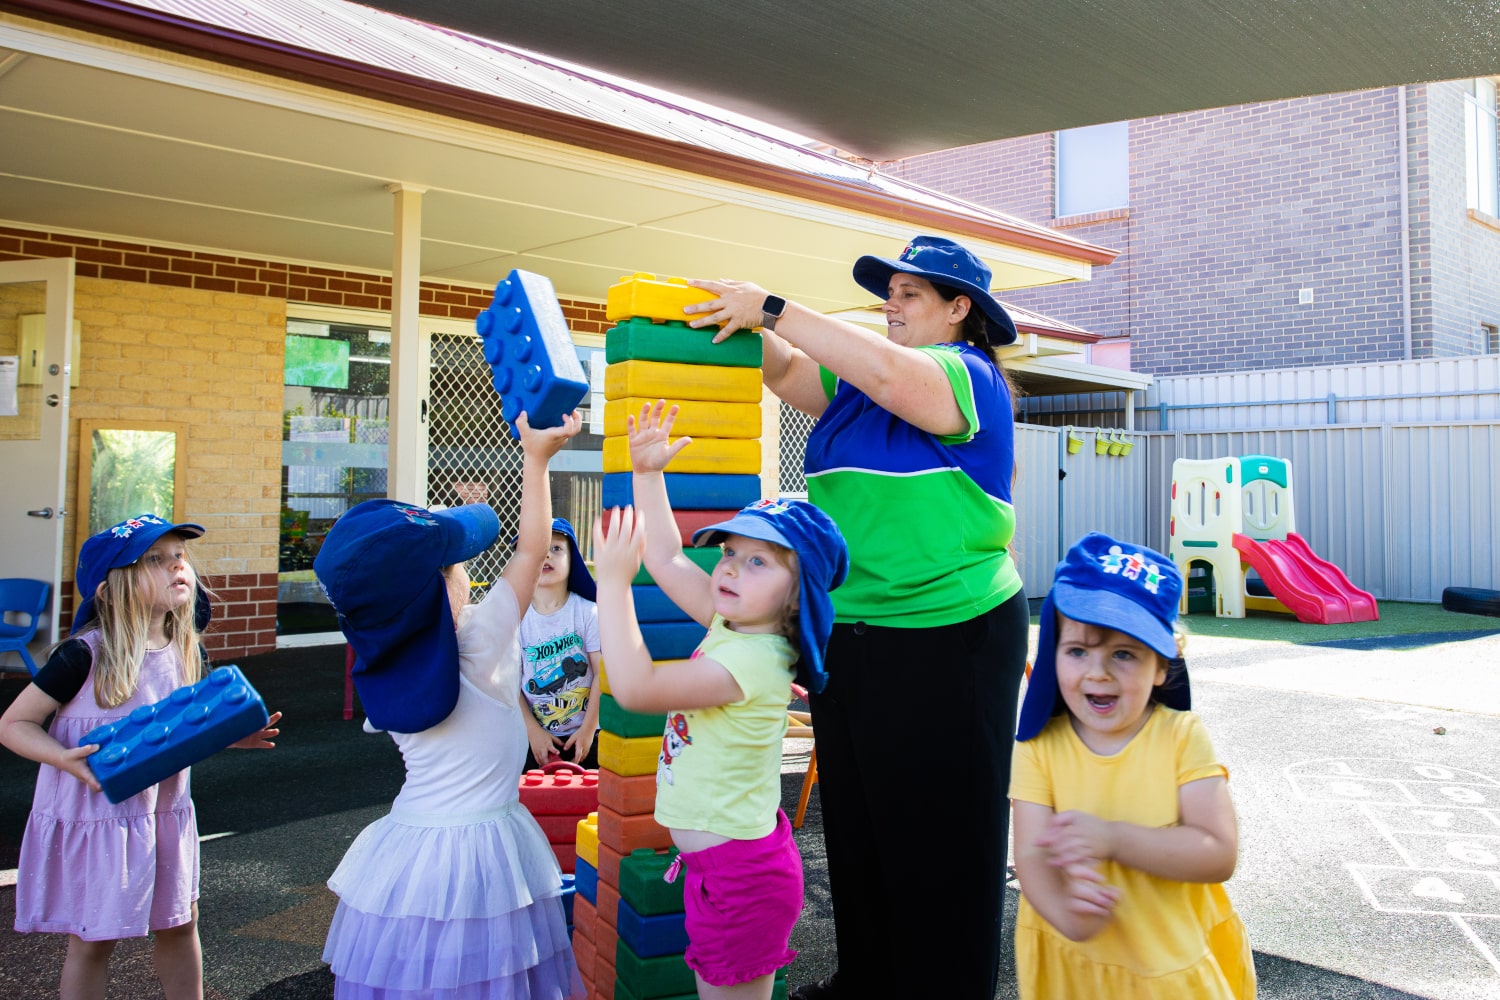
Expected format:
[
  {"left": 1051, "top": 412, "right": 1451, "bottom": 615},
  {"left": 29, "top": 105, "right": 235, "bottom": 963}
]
[
  {"left": 598, "top": 731, "right": 661, "bottom": 777},
  {"left": 599, "top": 658, "right": 691, "bottom": 698},
  {"left": 602, "top": 435, "right": 761, "bottom": 475},
  {"left": 604, "top": 397, "right": 762, "bottom": 439},
  {"left": 605, "top": 360, "right": 762, "bottom": 404},
  {"left": 606, "top": 272, "right": 711, "bottom": 324},
  {"left": 575, "top": 811, "right": 599, "bottom": 868}
]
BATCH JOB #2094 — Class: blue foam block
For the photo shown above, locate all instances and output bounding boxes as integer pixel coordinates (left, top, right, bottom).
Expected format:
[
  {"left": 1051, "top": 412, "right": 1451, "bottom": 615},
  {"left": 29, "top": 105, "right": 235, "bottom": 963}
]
[
  {"left": 560, "top": 873, "right": 576, "bottom": 927},
  {"left": 640, "top": 621, "right": 707, "bottom": 661},
  {"left": 81, "top": 665, "right": 269, "bottom": 804},
  {"left": 616, "top": 897, "right": 689, "bottom": 959},
  {"left": 602, "top": 473, "right": 761, "bottom": 511},
  {"left": 574, "top": 857, "right": 598, "bottom": 905},
  {"left": 632, "top": 584, "right": 695, "bottom": 624},
  {"left": 476, "top": 269, "right": 589, "bottom": 438}
]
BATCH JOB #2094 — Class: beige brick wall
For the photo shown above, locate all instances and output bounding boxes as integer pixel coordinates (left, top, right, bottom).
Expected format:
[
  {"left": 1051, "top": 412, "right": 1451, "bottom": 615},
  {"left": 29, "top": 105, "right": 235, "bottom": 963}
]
[{"left": 67, "top": 277, "right": 287, "bottom": 579}]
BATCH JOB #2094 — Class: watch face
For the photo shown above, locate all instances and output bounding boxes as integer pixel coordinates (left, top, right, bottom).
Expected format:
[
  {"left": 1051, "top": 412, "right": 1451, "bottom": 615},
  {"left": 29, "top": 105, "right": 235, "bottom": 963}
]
[{"left": 763, "top": 294, "right": 787, "bottom": 317}]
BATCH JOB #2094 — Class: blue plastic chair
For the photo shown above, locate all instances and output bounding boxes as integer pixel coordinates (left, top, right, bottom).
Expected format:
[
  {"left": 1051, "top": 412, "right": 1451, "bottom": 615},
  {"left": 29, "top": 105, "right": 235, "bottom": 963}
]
[{"left": 0, "top": 578, "right": 51, "bottom": 676}]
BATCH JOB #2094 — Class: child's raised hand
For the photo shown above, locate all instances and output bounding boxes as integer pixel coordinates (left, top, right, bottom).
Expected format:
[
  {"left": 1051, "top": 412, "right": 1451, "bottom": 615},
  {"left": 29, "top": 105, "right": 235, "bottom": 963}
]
[
  {"left": 1038, "top": 809, "right": 1115, "bottom": 870},
  {"left": 516, "top": 410, "right": 583, "bottom": 460},
  {"left": 59, "top": 744, "right": 103, "bottom": 793},
  {"left": 626, "top": 400, "right": 691, "bottom": 474},
  {"left": 591, "top": 506, "right": 647, "bottom": 585},
  {"left": 231, "top": 710, "right": 281, "bottom": 749}
]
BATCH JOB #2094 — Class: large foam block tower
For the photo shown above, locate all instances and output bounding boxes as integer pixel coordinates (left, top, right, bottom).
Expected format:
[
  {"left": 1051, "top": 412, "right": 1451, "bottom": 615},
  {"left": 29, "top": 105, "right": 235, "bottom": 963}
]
[{"left": 574, "top": 273, "right": 787, "bottom": 999}]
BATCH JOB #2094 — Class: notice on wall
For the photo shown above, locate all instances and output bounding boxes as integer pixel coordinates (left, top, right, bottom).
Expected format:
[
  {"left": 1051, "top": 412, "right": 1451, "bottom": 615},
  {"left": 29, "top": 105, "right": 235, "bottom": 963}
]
[{"left": 0, "top": 356, "right": 18, "bottom": 416}]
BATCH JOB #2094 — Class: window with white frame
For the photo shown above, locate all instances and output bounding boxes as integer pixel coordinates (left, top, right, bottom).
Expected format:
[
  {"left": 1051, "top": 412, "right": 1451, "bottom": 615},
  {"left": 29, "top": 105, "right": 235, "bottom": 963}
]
[
  {"left": 1056, "top": 121, "right": 1129, "bottom": 217},
  {"left": 1464, "top": 78, "right": 1499, "bottom": 219}
]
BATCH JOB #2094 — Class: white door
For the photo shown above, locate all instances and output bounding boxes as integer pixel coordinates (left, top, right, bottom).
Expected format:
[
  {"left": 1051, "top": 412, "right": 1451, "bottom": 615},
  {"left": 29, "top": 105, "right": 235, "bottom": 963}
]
[{"left": 0, "top": 256, "right": 75, "bottom": 661}]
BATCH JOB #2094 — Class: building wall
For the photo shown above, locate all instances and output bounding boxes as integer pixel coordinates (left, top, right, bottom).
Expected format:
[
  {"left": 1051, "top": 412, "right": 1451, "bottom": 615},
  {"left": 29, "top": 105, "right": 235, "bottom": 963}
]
[
  {"left": 1425, "top": 81, "right": 1500, "bottom": 356},
  {"left": 0, "top": 225, "right": 609, "bottom": 660},
  {"left": 888, "top": 84, "right": 1500, "bottom": 378}
]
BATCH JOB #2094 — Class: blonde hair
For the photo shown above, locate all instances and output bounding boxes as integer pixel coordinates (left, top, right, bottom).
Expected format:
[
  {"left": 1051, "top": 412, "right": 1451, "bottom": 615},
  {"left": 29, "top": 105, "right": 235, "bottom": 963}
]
[
  {"left": 87, "top": 539, "right": 209, "bottom": 709},
  {"left": 762, "top": 543, "right": 801, "bottom": 647}
]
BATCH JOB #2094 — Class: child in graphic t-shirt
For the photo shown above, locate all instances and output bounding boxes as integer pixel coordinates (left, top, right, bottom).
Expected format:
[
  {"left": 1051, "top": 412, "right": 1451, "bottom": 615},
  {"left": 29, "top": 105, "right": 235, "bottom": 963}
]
[{"left": 519, "top": 518, "right": 601, "bottom": 769}]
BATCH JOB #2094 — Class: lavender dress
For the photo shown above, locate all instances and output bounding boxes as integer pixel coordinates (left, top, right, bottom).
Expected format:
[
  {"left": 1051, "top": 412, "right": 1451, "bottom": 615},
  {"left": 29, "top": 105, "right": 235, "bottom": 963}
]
[{"left": 15, "top": 631, "right": 199, "bottom": 940}]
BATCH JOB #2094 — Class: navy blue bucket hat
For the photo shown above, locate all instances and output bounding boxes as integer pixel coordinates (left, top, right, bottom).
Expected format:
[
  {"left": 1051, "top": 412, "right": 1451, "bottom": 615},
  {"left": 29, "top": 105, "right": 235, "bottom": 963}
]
[
  {"left": 314, "top": 499, "right": 501, "bottom": 733},
  {"left": 548, "top": 518, "right": 597, "bottom": 602},
  {"left": 691, "top": 498, "right": 849, "bottom": 695},
  {"left": 852, "top": 235, "right": 1019, "bottom": 346},
  {"left": 1017, "top": 532, "right": 1189, "bottom": 742},
  {"left": 74, "top": 513, "right": 210, "bottom": 634}
]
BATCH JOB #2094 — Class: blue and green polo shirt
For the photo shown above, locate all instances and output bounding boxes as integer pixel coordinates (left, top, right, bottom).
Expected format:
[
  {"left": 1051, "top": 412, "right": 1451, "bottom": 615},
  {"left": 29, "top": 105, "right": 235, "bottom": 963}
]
[{"left": 805, "top": 341, "right": 1021, "bottom": 628}]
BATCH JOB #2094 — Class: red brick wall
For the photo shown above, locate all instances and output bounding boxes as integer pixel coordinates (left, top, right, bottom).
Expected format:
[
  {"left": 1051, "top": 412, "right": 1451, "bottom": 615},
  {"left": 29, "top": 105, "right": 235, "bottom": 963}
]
[
  {"left": 0, "top": 225, "right": 610, "bottom": 333},
  {"left": 3, "top": 225, "right": 609, "bottom": 661}
]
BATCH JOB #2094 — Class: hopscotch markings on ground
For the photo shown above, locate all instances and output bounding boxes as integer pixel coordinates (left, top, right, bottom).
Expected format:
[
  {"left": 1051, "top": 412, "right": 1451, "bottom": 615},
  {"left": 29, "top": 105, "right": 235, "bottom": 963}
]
[{"left": 1288, "top": 758, "right": 1500, "bottom": 979}]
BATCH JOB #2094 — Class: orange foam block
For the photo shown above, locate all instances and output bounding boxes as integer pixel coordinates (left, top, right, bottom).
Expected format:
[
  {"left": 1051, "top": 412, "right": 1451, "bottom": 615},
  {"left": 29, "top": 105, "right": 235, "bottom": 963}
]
[
  {"left": 598, "top": 769, "right": 657, "bottom": 817},
  {"left": 597, "top": 804, "right": 673, "bottom": 853},
  {"left": 598, "top": 879, "right": 621, "bottom": 929},
  {"left": 598, "top": 841, "right": 625, "bottom": 888},
  {"left": 573, "top": 893, "right": 597, "bottom": 943}
]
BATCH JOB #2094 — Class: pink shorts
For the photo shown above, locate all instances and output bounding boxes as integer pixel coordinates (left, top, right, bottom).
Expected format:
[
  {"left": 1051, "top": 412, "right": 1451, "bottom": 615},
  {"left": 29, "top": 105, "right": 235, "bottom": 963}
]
[{"left": 677, "top": 809, "right": 802, "bottom": 986}]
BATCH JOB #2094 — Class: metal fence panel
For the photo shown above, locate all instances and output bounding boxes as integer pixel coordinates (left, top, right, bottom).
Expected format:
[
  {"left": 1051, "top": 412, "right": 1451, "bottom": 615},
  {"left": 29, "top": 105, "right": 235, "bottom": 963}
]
[
  {"left": 1012, "top": 424, "right": 1060, "bottom": 598},
  {"left": 1385, "top": 423, "right": 1500, "bottom": 601}
]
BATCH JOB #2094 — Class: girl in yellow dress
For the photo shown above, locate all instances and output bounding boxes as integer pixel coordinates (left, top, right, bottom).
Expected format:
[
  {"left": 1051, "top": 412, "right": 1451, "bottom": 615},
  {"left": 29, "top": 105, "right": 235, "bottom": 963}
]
[{"left": 1010, "top": 532, "right": 1256, "bottom": 999}]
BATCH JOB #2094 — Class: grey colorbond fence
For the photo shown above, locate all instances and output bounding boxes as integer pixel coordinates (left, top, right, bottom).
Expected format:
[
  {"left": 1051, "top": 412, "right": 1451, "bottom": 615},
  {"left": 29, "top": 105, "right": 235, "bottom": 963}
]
[{"left": 1018, "top": 420, "right": 1499, "bottom": 603}]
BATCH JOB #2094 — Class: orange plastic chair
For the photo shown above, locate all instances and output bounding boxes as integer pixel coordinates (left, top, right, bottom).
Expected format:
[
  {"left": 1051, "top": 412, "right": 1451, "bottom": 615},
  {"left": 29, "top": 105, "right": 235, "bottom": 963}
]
[{"left": 787, "top": 708, "right": 818, "bottom": 828}]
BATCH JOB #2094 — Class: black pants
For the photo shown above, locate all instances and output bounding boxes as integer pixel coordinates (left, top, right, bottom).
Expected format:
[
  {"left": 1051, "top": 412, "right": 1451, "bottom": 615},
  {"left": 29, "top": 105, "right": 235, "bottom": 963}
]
[{"left": 808, "top": 589, "right": 1029, "bottom": 999}]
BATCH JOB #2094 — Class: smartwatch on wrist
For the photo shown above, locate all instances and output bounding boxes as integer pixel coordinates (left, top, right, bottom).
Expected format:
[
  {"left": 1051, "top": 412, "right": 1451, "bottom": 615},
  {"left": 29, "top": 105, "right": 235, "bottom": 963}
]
[{"left": 761, "top": 294, "right": 788, "bottom": 332}]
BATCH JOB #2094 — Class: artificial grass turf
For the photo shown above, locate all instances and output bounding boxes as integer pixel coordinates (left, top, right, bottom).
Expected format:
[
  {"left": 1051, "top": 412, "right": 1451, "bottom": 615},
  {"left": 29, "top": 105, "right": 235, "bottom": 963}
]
[{"left": 1175, "top": 600, "right": 1499, "bottom": 644}]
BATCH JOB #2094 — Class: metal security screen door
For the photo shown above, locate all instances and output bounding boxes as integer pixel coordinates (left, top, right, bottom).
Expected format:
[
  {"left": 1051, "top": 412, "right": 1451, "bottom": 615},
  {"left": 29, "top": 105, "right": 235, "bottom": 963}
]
[{"left": 425, "top": 329, "right": 603, "bottom": 589}]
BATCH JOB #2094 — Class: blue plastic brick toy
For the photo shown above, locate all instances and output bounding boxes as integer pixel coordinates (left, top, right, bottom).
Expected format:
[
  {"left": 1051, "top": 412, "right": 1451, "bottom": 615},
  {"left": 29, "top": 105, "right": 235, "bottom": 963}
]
[
  {"left": 80, "top": 665, "right": 270, "bottom": 804},
  {"left": 475, "top": 268, "right": 590, "bottom": 438}
]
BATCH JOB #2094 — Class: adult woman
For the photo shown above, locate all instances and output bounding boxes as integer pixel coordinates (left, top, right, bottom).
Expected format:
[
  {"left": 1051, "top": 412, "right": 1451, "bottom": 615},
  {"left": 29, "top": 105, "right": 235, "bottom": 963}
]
[{"left": 685, "top": 236, "right": 1030, "bottom": 1000}]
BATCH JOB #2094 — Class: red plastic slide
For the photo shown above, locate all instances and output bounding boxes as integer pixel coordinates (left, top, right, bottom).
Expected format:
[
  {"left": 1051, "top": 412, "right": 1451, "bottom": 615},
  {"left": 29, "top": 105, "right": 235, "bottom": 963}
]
[{"left": 1232, "top": 532, "right": 1379, "bottom": 624}]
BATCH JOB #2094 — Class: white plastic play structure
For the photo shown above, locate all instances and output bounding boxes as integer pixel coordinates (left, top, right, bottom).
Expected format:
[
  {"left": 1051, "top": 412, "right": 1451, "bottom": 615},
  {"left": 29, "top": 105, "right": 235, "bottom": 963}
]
[{"left": 1168, "top": 455, "right": 1377, "bottom": 624}]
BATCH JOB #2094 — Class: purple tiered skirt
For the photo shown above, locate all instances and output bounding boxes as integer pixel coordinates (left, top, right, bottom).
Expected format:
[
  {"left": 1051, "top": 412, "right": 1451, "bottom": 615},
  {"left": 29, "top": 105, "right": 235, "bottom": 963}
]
[{"left": 323, "top": 800, "right": 583, "bottom": 1000}]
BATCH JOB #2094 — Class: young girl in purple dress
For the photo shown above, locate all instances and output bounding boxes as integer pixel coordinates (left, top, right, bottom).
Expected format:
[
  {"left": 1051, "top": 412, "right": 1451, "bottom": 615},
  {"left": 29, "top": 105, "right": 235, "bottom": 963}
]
[{"left": 0, "top": 514, "right": 280, "bottom": 1000}]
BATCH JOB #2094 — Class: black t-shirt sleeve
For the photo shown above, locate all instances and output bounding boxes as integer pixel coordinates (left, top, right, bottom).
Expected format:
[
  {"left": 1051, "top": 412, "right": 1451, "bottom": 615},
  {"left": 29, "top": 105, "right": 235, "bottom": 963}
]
[{"left": 31, "top": 638, "right": 94, "bottom": 705}]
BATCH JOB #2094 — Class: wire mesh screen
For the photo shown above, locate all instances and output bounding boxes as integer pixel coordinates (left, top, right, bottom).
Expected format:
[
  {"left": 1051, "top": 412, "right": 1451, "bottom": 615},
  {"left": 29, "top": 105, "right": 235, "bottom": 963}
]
[
  {"left": 426, "top": 332, "right": 604, "bottom": 588},
  {"left": 778, "top": 400, "right": 818, "bottom": 495}
]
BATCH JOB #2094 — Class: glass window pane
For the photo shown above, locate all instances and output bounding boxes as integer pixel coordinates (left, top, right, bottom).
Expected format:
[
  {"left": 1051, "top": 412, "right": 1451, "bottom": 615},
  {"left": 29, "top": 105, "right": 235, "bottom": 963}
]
[
  {"left": 279, "top": 322, "right": 391, "bottom": 635},
  {"left": 1057, "top": 122, "right": 1129, "bottom": 216}
]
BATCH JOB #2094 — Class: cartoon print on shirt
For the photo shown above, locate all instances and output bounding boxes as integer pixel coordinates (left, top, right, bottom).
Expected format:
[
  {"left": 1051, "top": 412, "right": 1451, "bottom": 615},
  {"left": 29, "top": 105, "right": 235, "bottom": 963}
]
[{"left": 657, "top": 712, "right": 692, "bottom": 787}]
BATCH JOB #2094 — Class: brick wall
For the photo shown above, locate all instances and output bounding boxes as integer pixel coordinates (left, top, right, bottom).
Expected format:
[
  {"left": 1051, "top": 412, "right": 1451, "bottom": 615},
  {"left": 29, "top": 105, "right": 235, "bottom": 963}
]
[
  {"left": 888, "top": 85, "right": 1500, "bottom": 378},
  {"left": 1, "top": 225, "right": 608, "bottom": 660},
  {"left": 1424, "top": 81, "right": 1500, "bottom": 356}
]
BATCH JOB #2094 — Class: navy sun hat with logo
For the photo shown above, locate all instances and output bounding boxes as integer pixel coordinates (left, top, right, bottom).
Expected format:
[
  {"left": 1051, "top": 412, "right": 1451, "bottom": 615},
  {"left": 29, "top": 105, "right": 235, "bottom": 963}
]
[
  {"left": 1016, "top": 531, "right": 1189, "bottom": 742},
  {"left": 314, "top": 498, "right": 500, "bottom": 733},
  {"left": 851, "top": 235, "right": 1019, "bottom": 346},
  {"left": 691, "top": 498, "right": 849, "bottom": 695},
  {"left": 74, "top": 513, "right": 211, "bottom": 634}
]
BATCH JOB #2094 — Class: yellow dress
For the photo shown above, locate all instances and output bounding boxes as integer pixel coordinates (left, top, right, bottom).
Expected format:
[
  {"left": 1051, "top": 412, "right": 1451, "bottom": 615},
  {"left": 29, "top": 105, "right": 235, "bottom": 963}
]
[{"left": 1009, "top": 708, "right": 1256, "bottom": 999}]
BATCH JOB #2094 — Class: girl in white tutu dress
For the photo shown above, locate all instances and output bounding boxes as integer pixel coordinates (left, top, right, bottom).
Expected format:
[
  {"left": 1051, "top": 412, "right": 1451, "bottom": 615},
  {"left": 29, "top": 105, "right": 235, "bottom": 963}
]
[{"left": 314, "top": 412, "right": 586, "bottom": 1000}]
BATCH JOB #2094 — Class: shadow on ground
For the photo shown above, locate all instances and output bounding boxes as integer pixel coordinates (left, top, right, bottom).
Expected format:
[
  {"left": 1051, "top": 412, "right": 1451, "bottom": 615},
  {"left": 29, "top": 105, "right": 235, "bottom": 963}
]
[{"left": 0, "top": 645, "right": 1431, "bottom": 997}]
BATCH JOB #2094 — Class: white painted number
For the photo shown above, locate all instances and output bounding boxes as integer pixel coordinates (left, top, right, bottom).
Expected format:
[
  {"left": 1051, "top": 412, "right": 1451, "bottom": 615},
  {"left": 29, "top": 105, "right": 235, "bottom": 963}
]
[
  {"left": 1440, "top": 787, "right": 1486, "bottom": 805},
  {"left": 1447, "top": 842, "right": 1499, "bottom": 866},
  {"left": 1329, "top": 781, "right": 1372, "bottom": 798},
  {"left": 1414, "top": 765, "right": 1455, "bottom": 780},
  {"left": 1412, "top": 876, "right": 1465, "bottom": 904}
]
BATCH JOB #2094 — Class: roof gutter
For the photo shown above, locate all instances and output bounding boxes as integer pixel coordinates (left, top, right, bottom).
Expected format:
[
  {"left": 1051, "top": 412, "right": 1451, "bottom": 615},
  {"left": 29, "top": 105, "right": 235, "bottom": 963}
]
[{"left": 0, "top": 0, "right": 1118, "bottom": 267}]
